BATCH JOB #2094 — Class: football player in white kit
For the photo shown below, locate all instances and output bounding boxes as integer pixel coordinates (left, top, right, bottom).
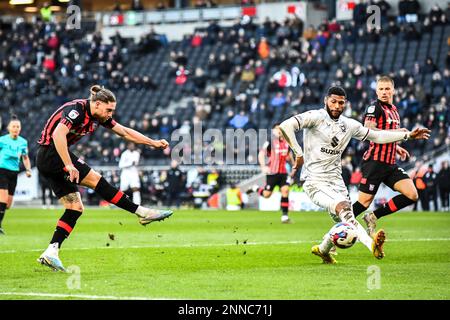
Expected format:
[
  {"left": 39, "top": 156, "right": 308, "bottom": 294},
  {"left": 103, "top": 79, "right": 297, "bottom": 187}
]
[
  {"left": 119, "top": 142, "right": 142, "bottom": 204},
  {"left": 279, "top": 86, "right": 431, "bottom": 264}
]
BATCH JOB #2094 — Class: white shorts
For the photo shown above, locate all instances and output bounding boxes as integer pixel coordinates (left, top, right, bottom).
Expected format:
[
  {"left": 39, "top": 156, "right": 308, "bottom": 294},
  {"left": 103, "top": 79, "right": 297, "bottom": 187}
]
[
  {"left": 303, "top": 179, "right": 350, "bottom": 222},
  {"left": 120, "top": 169, "right": 141, "bottom": 190}
]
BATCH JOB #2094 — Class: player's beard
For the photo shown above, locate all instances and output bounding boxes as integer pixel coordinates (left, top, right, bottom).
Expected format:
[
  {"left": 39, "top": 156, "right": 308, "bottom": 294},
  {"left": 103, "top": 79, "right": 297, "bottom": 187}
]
[{"left": 325, "top": 104, "right": 342, "bottom": 120}]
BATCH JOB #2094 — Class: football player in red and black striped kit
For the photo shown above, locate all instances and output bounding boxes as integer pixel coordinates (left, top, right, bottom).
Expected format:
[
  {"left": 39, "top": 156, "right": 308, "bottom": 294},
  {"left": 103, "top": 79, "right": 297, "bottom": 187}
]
[
  {"left": 353, "top": 76, "right": 424, "bottom": 235},
  {"left": 36, "top": 85, "right": 173, "bottom": 272},
  {"left": 247, "top": 124, "right": 299, "bottom": 224}
]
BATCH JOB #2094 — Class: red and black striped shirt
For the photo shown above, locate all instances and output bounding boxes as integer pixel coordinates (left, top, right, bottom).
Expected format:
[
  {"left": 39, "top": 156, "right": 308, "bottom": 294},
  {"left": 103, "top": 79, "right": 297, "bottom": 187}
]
[
  {"left": 38, "top": 99, "right": 117, "bottom": 147},
  {"left": 362, "top": 100, "right": 401, "bottom": 164}
]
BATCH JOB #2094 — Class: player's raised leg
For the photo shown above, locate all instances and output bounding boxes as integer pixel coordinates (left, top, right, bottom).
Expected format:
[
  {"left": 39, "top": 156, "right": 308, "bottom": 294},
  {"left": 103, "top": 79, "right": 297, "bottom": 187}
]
[{"left": 81, "top": 169, "right": 172, "bottom": 225}]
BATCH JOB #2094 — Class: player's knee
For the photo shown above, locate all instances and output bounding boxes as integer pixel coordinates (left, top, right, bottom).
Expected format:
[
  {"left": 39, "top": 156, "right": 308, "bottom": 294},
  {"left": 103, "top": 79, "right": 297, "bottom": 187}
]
[
  {"left": 262, "top": 191, "right": 272, "bottom": 198},
  {"left": 406, "top": 190, "right": 419, "bottom": 202},
  {"left": 280, "top": 186, "right": 289, "bottom": 195},
  {"left": 67, "top": 202, "right": 84, "bottom": 212},
  {"left": 359, "top": 198, "right": 373, "bottom": 208}
]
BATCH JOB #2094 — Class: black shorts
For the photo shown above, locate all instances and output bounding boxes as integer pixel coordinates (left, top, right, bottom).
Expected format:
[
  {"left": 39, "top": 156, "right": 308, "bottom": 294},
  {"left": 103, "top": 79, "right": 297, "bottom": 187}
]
[
  {"left": 36, "top": 145, "right": 92, "bottom": 199},
  {"left": 265, "top": 173, "right": 288, "bottom": 192},
  {"left": 359, "top": 160, "right": 410, "bottom": 195},
  {"left": 0, "top": 168, "right": 18, "bottom": 196}
]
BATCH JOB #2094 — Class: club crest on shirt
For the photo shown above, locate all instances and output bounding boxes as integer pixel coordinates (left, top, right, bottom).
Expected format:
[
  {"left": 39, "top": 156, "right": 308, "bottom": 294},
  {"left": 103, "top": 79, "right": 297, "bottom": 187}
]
[{"left": 68, "top": 110, "right": 80, "bottom": 120}]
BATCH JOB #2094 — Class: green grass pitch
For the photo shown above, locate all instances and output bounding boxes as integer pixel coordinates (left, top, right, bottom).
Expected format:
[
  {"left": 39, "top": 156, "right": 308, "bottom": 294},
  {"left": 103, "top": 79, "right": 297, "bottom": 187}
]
[{"left": 0, "top": 208, "right": 449, "bottom": 300}]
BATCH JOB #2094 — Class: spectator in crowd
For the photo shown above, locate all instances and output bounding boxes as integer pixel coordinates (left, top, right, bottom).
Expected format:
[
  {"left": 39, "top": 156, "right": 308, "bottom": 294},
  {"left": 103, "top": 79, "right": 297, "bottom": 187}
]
[
  {"left": 40, "top": 2, "right": 53, "bottom": 22},
  {"left": 229, "top": 111, "right": 249, "bottom": 129},
  {"left": 437, "top": 160, "right": 450, "bottom": 211},
  {"left": 164, "top": 160, "right": 185, "bottom": 208},
  {"left": 0, "top": 7, "right": 448, "bottom": 180},
  {"left": 372, "top": 0, "right": 391, "bottom": 22},
  {"left": 156, "top": 1, "right": 166, "bottom": 10},
  {"left": 131, "top": 0, "right": 144, "bottom": 11},
  {"left": 257, "top": 37, "right": 270, "bottom": 60},
  {"left": 39, "top": 172, "right": 55, "bottom": 209},
  {"left": 353, "top": 0, "right": 368, "bottom": 26},
  {"left": 423, "top": 164, "right": 438, "bottom": 211},
  {"left": 272, "top": 68, "right": 292, "bottom": 88},
  {"left": 270, "top": 92, "right": 287, "bottom": 108},
  {"left": 175, "top": 66, "right": 189, "bottom": 85},
  {"left": 411, "top": 161, "right": 428, "bottom": 211},
  {"left": 423, "top": 57, "right": 438, "bottom": 73},
  {"left": 226, "top": 184, "right": 243, "bottom": 211}
]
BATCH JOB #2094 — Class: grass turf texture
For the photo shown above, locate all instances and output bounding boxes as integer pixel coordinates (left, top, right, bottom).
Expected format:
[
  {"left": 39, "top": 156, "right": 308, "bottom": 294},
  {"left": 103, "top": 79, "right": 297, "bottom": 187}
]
[{"left": 0, "top": 208, "right": 449, "bottom": 300}]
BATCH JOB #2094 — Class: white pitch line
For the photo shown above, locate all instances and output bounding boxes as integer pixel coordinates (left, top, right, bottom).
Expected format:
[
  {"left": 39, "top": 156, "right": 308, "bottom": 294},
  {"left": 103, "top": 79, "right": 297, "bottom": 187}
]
[
  {"left": 0, "top": 238, "right": 449, "bottom": 254},
  {"left": 0, "top": 292, "right": 178, "bottom": 300}
]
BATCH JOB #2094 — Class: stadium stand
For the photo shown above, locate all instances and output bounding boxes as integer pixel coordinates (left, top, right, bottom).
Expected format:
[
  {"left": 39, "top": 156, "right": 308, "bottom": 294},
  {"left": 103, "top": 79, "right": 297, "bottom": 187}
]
[{"left": 0, "top": 1, "right": 449, "bottom": 203}]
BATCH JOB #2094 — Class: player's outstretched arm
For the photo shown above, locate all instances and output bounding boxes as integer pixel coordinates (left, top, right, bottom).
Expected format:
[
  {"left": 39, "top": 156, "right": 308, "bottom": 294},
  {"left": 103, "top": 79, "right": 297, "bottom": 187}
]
[
  {"left": 408, "top": 127, "right": 432, "bottom": 140},
  {"left": 366, "top": 127, "right": 431, "bottom": 144},
  {"left": 111, "top": 122, "right": 169, "bottom": 149}
]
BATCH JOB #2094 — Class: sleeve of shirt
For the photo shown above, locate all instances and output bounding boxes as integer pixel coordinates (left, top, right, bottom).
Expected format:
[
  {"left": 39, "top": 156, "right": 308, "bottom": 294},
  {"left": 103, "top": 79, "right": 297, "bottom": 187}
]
[
  {"left": 363, "top": 103, "right": 382, "bottom": 125},
  {"left": 22, "top": 140, "right": 29, "bottom": 156},
  {"left": 262, "top": 140, "right": 271, "bottom": 156},
  {"left": 293, "top": 110, "right": 322, "bottom": 129},
  {"left": 100, "top": 117, "right": 117, "bottom": 129},
  {"left": 350, "top": 119, "right": 371, "bottom": 141},
  {"left": 60, "top": 104, "right": 84, "bottom": 130}
]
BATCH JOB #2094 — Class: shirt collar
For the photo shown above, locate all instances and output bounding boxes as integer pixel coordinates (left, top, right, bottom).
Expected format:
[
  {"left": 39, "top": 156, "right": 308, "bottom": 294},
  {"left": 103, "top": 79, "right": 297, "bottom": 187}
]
[{"left": 377, "top": 99, "right": 393, "bottom": 108}]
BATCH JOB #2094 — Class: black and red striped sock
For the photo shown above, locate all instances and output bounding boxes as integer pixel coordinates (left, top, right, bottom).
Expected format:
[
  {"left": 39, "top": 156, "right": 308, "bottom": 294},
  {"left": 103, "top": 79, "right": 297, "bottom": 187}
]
[
  {"left": 0, "top": 202, "right": 6, "bottom": 228},
  {"left": 94, "top": 177, "right": 139, "bottom": 213},
  {"left": 281, "top": 196, "right": 289, "bottom": 216},
  {"left": 352, "top": 201, "right": 368, "bottom": 218},
  {"left": 50, "top": 209, "right": 82, "bottom": 248},
  {"left": 373, "top": 194, "right": 416, "bottom": 219}
]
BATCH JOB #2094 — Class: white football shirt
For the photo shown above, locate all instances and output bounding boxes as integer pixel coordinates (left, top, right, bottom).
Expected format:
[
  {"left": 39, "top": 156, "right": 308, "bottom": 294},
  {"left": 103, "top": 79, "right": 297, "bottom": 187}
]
[
  {"left": 118, "top": 149, "right": 140, "bottom": 169},
  {"left": 292, "top": 108, "right": 370, "bottom": 181}
]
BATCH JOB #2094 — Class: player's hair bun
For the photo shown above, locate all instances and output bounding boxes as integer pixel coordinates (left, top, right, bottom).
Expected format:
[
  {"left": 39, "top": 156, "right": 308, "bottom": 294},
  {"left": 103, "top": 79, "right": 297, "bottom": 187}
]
[
  {"left": 90, "top": 85, "right": 104, "bottom": 95},
  {"left": 90, "top": 85, "right": 116, "bottom": 103}
]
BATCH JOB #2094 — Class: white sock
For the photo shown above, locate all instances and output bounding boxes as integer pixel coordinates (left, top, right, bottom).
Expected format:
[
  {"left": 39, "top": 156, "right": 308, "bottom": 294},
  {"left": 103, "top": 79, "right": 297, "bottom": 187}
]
[
  {"left": 135, "top": 206, "right": 147, "bottom": 217},
  {"left": 353, "top": 221, "right": 374, "bottom": 251},
  {"left": 319, "top": 231, "right": 334, "bottom": 254},
  {"left": 338, "top": 209, "right": 373, "bottom": 251},
  {"left": 46, "top": 243, "right": 59, "bottom": 255},
  {"left": 133, "top": 191, "right": 141, "bottom": 205}
]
